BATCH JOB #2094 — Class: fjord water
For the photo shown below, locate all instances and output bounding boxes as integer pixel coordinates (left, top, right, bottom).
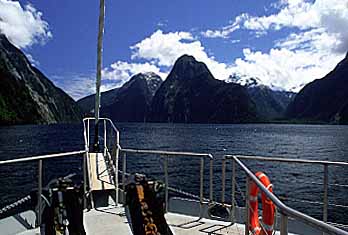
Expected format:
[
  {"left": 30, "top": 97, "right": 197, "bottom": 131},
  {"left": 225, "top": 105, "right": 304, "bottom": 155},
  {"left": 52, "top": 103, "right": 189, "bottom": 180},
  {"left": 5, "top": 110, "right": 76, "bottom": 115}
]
[{"left": 0, "top": 123, "right": 347, "bottom": 224}]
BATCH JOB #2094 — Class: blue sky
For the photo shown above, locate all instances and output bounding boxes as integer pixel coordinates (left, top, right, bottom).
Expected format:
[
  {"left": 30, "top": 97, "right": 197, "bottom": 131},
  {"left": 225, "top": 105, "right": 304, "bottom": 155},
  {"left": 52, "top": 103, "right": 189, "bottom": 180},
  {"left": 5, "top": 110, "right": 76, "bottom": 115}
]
[{"left": 1, "top": 0, "right": 347, "bottom": 99}]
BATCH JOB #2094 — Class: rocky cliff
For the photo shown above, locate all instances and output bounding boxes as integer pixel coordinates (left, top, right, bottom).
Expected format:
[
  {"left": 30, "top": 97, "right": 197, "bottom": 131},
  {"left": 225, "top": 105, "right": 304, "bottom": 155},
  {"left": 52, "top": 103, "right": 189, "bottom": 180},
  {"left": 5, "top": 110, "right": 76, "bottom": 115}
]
[{"left": 0, "top": 34, "right": 81, "bottom": 125}]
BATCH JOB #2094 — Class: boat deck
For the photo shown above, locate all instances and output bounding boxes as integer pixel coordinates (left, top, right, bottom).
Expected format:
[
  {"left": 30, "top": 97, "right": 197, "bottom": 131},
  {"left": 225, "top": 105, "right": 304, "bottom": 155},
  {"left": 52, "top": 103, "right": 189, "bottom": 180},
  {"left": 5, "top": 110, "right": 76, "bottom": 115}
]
[
  {"left": 88, "top": 153, "right": 115, "bottom": 191},
  {"left": 84, "top": 205, "right": 245, "bottom": 235}
]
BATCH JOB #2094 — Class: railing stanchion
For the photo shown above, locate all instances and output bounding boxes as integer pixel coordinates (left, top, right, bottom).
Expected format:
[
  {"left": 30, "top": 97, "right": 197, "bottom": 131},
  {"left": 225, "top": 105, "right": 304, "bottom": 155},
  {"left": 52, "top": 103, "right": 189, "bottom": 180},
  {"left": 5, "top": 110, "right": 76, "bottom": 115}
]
[
  {"left": 164, "top": 155, "right": 169, "bottom": 213},
  {"left": 87, "top": 119, "right": 90, "bottom": 148},
  {"left": 280, "top": 213, "right": 288, "bottom": 235},
  {"left": 122, "top": 152, "right": 127, "bottom": 204},
  {"left": 103, "top": 120, "right": 107, "bottom": 156},
  {"left": 37, "top": 160, "right": 43, "bottom": 227},
  {"left": 83, "top": 152, "right": 87, "bottom": 208},
  {"left": 245, "top": 176, "right": 250, "bottom": 235},
  {"left": 209, "top": 158, "right": 213, "bottom": 202},
  {"left": 222, "top": 159, "right": 226, "bottom": 204},
  {"left": 323, "top": 164, "right": 328, "bottom": 223},
  {"left": 115, "top": 131, "right": 119, "bottom": 206},
  {"left": 199, "top": 157, "right": 204, "bottom": 218},
  {"left": 232, "top": 158, "right": 236, "bottom": 222}
]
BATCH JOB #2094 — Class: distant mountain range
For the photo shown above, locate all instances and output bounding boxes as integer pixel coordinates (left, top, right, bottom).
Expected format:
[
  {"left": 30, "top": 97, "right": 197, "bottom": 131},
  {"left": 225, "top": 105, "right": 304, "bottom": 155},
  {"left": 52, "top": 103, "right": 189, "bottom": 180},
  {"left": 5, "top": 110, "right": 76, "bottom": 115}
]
[
  {"left": 286, "top": 52, "right": 348, "bottom": 124},
  {"left": 229, "top": 75, "right": 295, "bottom": 120},
  {"left": 1, "top": 31, "right": 347, "bottom": 125},
  {"left": 78, "top": 72, "right": 162, "bottom": 122},
  {"left": 78, "top": 55, "right": 295, "bottom": 123},
  {"left": 0, "top": 34, "right": 81, "bottom": 125}
]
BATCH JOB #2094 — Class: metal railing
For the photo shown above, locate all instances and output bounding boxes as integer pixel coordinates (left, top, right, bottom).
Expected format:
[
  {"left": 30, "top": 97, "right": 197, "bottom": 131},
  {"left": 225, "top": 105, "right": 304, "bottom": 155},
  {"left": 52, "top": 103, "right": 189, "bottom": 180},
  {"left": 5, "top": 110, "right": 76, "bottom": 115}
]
[
  {"left": 120, "top": 148, "right": 214, "bottom": 218},
  {"left": 0, "top": 150, "right": 87, "bottom": 226},
  {"left": 83, "top": 117, "right": 120, "bottom": 206},
  {"left": 82, "top": 117, "right": 214, "bottom": 218},
  {"left": 221, "top": 155, "right": 348, "bottom": 235}
]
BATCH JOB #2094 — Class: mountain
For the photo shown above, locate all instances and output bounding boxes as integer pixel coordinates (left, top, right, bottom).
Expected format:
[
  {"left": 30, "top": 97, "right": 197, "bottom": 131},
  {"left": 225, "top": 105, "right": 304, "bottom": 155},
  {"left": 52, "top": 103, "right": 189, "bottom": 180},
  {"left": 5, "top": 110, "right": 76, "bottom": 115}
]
[
  {"left": 286, "top": 53, "right": 348, "bottom": 123},
  {"left": 148, "top": 55, "right": 258, "bottom": 123},
  {"left": 0, "top": 34, "right": 81, "bottom": 125},
  {"left": 77, "top": 72, "right": 163, "bottom": 122},
  {"left": 77, "top": 87, "right": 120, "bottom": 114},
  {"left": 229, "top": 75, "right": 295, "bottom": 120}
]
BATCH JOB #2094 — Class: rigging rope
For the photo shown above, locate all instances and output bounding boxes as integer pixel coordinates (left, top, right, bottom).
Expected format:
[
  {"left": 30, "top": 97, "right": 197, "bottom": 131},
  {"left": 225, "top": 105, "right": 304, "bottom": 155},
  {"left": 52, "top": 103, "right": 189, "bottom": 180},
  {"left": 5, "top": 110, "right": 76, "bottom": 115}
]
[{"left": 0, "top": 195, "right": 31, "bottom": 216}]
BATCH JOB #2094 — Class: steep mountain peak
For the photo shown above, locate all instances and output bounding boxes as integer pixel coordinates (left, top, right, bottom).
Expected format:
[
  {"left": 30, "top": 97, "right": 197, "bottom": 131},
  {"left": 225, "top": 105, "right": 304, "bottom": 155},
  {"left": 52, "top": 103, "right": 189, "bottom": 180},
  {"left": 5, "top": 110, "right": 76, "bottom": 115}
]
[
  {"left": 169, "top": 54, "right": 212, "bottom": 81},
  {"left": 127, "top": 72, "right": 163, "bottom": 97}
]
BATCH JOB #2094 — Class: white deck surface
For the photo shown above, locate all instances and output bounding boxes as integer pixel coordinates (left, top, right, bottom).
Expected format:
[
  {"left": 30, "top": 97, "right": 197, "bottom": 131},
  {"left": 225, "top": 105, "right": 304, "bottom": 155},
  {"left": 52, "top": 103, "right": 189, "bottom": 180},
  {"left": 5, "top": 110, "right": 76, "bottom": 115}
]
[
  {"left": 88, "top": 153, "right": 115, "bottom": 191},
  {"left": 84, "top": 205, "right": 246, "bottom": 235}
]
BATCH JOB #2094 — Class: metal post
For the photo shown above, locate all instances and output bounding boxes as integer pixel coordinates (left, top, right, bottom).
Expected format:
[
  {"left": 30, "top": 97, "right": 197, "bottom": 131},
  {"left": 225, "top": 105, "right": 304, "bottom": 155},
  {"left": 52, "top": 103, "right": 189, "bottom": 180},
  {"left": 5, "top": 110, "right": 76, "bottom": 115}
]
[
  {"left": 323, "top": 164, "right": 328, "bottom": 223},
  {"left": 222, "top": 159, "right": 226, "bottom": 204},
  {"left": 103, "top": 120, "right": 107, "bottom": 156},
  {"left": 122, "top": 152, "right": 127, "bottom": 203},
  {"left": 232, "top": 159, "right": 236, "bottom": 222},
  {"left": 87, "top": 119, "right": 90, "bottom": 148},
  {"left": 115, "top": 131, "right": 119, "bottom": 206},
  {"left": 83, "top": 153, "right": 87, "bottom": 208},
  {"left": 93, "top": 0, "right": 105, "bottom": 152},
  {"left": 199, "top": 158, "right": 204, "bottom": 218},
  {"left": 37, "top": 160, "right": 42, "bottom": 226},
  {"left": 280, "top": 213, "right": 288, "bottom": 235},
  {"left": 209, "top": 159, "right": 213, "bottom": 202},
  {"left": 164, "top": 156, "right": 169, "bottom": 213},
  {"left": 245, "top": 176, "right": 250, "bottom": 235}
]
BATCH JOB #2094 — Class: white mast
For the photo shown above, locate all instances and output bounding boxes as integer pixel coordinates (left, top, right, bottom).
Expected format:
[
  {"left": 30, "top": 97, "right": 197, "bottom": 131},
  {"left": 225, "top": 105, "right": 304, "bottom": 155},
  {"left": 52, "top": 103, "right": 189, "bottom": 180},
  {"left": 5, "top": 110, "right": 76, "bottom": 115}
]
[{"left": 93, "top": 0, "right": 105, "bottom": 151}]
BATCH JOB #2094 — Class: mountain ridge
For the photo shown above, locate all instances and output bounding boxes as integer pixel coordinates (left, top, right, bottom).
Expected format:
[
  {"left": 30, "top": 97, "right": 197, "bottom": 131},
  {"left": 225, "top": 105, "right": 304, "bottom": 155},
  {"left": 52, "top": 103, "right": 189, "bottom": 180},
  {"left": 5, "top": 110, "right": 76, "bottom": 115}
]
[
  {"left": 286, "top": 53, "right": 348, "bottom": 123},
  {"left": 0, "top": 34, "right": 82, "bottom": 125}
]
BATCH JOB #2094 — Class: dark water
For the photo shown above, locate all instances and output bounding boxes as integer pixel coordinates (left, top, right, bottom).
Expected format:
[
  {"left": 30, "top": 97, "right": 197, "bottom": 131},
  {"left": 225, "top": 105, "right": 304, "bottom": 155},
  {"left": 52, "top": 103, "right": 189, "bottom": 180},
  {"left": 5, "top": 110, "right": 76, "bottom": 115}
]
[{"left": 0, "top": 123, "right": 347, "bottom": 224}]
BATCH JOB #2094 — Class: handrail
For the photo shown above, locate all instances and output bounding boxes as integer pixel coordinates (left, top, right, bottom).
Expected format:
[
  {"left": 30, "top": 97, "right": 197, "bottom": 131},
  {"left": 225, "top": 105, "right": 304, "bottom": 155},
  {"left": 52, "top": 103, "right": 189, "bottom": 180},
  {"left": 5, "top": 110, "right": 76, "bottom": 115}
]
[
  {"left": 83, "top": 117, "right": 119, "bottom": 133},
  {"left": 0, "top": 150, "right": 86, "bottom": 165},
  {"left": 120, "top": 148, "right": 214, "bottom": 218},
  {"left": 226, "top": 154, "right": 348, "bottom": 166},
  {"left": 121, "top": 148, "right": 213, "bottom": 159},
  {"left": 231, "top": 156, "right": 348, "bottom": 235}
]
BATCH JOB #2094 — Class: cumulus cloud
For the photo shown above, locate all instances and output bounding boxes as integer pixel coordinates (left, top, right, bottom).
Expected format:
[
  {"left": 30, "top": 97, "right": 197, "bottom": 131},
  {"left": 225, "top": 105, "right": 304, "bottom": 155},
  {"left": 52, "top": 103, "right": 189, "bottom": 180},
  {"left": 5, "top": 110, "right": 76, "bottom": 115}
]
[
  {"left": 128, "top": 30, "right": 232, "bottom": 80},
  {"left": 199, "top": 0, "right": 348, "bottom": 91},
  {"left": 229, "top": 48, "right": 343, "bottom": 91},
  {"left": 0, "top": 0, "right": 52, "bottom": 48},
  {"left": 70, "top": 0, "right": 348, "bottom": 97},
  {"left": 102, "top": 61, "right": 167, "bottom": 85}
]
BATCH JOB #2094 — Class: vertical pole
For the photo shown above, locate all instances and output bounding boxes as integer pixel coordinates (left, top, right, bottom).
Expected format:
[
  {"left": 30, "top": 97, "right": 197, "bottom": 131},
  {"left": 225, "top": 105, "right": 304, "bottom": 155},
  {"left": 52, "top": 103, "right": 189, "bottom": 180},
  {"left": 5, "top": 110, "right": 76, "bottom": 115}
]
[
  {"left": 93, "top": 0, "right": 105, "bottom": 152},
  {"left": 280, "top": 213, "right": 288, "bottom": 235},
  {"left": 83, "top": 152, "right": 87, "bottom": 208},
  {"left": 37, "top": 160, "right": 42, "bottom": 226},
  {"left": 222, "top": 159, "right": 226, "bottom": 204},
  {"left": 209, "top": 158, "right": 213, "bottom": 202},
  {"left": 199, "top": 158, "right": 204, "bottom": 218},
  {"left": 232, "top": 159, "right": 236, "bottom": 222},
  {"left": 164, "top": 156, "right": 169, "bottom": 213},
  {"left": 245, "top": 176, "right": 250, "bottom": 235},
  {"left": 87, "top": 119, "right": 90, "bottom": 149},
  {"left": 122, "top": 152, "right": 127, "bottom": 203},
  {"left": 103, "top": 120, "right": 107, "bottom": 156},
  {"left": 323, "top": 164, "right": 328, "bottom": 223},
  {"left": 115, "top": 131, "right": 119, "bottom": 206}
]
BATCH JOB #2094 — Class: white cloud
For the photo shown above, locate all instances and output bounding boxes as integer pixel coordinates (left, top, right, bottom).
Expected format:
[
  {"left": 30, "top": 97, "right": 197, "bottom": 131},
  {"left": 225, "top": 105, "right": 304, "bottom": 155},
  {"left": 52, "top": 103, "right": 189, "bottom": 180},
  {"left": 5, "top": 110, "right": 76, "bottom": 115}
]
[
  {"left": 0, "top": 0, "right": 52, "bottom": 48},
  {"left": 229, "top": 48, "right": 344, "bottom": 91},
  {"left": 102, "top": 61, "right": 167, "bottom": 85},
  {"left": 201, "top": 14, "right": 247, "bottom": 39},
  {"left": 198, "top": 0, "right": 348, "bottom": 92},
  {"left": 26, "top": 53, "right": 40, "bottom": 67},
  {"left": 51, "top": 74, "right": 95, "bottom": 101},
  {"left": 129, "top": 30, "right": 233, "bottom": 80}
]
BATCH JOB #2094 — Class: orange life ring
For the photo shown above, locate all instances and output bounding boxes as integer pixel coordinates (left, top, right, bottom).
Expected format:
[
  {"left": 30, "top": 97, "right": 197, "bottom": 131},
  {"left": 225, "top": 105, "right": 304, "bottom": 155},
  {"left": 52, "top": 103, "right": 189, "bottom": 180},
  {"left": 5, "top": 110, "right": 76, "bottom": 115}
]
[{"left": 249, "top": 172, "right": 275, "bottom": 235}]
